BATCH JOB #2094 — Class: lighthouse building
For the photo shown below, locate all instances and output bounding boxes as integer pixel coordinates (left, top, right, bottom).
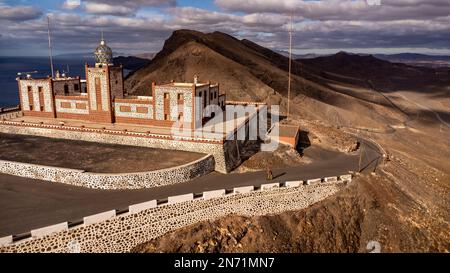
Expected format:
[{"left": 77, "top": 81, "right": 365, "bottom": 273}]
[{"left": 16, "top": 38, "right": 225, "bottom": 129}]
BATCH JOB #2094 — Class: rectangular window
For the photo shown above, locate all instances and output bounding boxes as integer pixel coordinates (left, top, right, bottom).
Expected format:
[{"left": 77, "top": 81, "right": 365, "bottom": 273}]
[
  {"left": 40, "top": 106, "right": 44, "bottom": 111},
  {"left": 38, "top": 86, "right": 43, "bottom": 93},
  {"left": 120, "top": 105, "right": 131, "bottom": 112},
  {"left": 76, "top": 103, "right": 86, "bottom": 110},
  {"left": 60, "top": 102, "right": 71, "bottom": 109},
  {"left": 210, "top": 92, "right": 213, "bottom": 100},
  {"left": 164, "top": 114, "right": 169, "bottom": 120},
  {"left": 136, "top": 107, "right": 148, "bottom": 114},
  {"left": 164, "top": 93, "right": 169, "bottom": 99},
  {"left": 27, "top": 86, "right": 32, "bottom": 92},
  {"left": 95, "top": 77, "right": 101, "bottom": 110},
  {"left": 74, "top": 84, "right": 79, "bottom": 91},
  {"left": 177, "top": 93, "right": 184, "bottom": 100},
  {"left": 64, "top": 84, "right": 69, "bottom": 94},
  {"left": 203, "top": 91, "right": 207, "bottom": 107}
]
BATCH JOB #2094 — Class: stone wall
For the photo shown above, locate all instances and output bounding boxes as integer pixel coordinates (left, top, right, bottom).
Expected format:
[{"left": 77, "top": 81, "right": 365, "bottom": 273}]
[
  {"left": 114, "top": 100, "right": 154, "bottom": 120},
  {"left": 154, "top": 86, "right": 193, "bottom": 122},
  {"left": 0, "top": 122, "right": 232, "bottom": 173},
  {"left": 0, "top": 110, "right": 22, "bottom": 120},
  {"left": 0, "top": 154, "right": 214, "bottom": 190},
  {"left": 52, "top": 78, "right": 81, "bottom": 95},
  {"left": 0, "top": 175, "right": 351, "bottom": 253},
  {"left": 19, "top": 78, "right": 54, "bottom": 117},
  {"left": 0, "top": 101, "right": 264, "bottom": 174},
  {"left": 55, "top": 97, "right": 89, "bottom": 115}
]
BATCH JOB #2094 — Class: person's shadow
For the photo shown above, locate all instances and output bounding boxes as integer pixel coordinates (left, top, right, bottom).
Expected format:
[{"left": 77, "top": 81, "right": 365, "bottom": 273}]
[{"left": 273, "top": 172, "right": 287, "bottom": 180}]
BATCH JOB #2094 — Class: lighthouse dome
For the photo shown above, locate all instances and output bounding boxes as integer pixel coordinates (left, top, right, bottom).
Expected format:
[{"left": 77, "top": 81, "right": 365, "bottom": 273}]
[{"left": 94, "top": 39, "right": 113, "bottom": 65}]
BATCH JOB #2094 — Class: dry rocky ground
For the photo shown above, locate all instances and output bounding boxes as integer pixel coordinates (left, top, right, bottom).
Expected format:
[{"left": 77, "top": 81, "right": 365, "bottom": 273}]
[
  {"left": 129, "top": 30, "right": 449, "bottom": 253},
  {"left": 133, "top": 116, "right": 449, "bottom": 253},
  {"left": 233, "top": 120, "right": 358, "bottom": 173},
  {"left": 133, "top": 91, "right": 449, "bottom": 253}
]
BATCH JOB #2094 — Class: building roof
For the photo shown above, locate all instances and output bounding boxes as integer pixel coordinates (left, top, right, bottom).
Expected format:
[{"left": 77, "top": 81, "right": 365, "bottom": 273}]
[
  {"left": 278, "top": 125, "right": 300, "bottom": 137},
  {"left": 158, "top": 82, "right": 218, "bottom": 88}
]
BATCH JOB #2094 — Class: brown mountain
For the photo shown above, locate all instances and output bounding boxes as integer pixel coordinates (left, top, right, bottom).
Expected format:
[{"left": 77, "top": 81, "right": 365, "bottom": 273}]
[
  {"left": 126, "top": 30, "right": 450, "bottom": 253},
  {"left": 125, "top": 30, "right": 449, "bottom": 130}
]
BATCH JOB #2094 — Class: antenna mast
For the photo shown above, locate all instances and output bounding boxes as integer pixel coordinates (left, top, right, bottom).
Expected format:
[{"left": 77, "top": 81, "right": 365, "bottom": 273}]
[
  {"left": 47, "top": 16, "right": 54, "bottom": 79},
  {"left": 287, "top": 13, "right": 293, "bottom": 120}
]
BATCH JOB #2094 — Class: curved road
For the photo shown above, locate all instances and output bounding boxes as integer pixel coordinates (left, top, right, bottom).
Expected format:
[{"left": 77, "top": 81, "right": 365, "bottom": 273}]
[{"left": 0, "top": 139, "right": 381, "bottom": 237}]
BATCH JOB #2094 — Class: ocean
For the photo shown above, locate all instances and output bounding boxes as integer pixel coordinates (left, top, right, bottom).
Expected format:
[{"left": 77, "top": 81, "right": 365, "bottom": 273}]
[{"left": 0, "top": 56, "right": 132, "bottom": 107}]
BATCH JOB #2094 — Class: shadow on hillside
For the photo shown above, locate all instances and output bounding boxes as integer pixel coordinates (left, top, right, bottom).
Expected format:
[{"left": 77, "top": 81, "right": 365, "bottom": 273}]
[{"left": 296, "top": 130, "right": 311, "bottom": 156}]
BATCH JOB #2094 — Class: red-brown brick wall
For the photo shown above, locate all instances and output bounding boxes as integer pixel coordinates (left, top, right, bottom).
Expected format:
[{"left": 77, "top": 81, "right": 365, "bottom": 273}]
[
  {"left": 56, "top": 112, "right": 90, "bottom": 120},
  {"left": 22, "top": 111, "right": 55, "bottom": 118}
]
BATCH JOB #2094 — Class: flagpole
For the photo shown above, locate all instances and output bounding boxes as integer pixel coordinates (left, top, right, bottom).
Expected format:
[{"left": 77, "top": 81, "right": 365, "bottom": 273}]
[
  {"left": 287, "top": 14, "right": 293, "bottom": 120},
  {"left": 47, "top": 16, "right": 54, "bottom": 79}
]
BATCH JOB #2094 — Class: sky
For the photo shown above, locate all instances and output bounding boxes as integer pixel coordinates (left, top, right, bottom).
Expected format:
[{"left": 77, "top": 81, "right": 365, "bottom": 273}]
[{"left": 1, "top": 0, "right": 450, "bottom": 56}]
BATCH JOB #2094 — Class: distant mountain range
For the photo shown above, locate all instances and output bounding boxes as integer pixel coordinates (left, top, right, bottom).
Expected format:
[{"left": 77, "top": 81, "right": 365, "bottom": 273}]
[
  {"left": 279, "top": 51, "right": 450, "bottom": 68},
  {"left": 374, "top": 53, "right": 450, "bottom": 62},
  {"left": 113, "top": 56, "right": 150, "bottom": 71},
  {"left": 373, "top": 53, "right": 450, "bottom": 68},
  {"left": 134, "top": 53, "right": 157, "bottom": 60},
  {"left": 55, "top": 52, "right": 156, "bottom": 60},
  {"left": 50, "top": 53, "right": 152, "bottom": 71}
]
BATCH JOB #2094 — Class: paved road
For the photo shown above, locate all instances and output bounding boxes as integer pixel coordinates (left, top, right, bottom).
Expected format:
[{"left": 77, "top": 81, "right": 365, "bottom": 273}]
[{"left": 0, "top": 139, "right": 381, "bottom": 237}]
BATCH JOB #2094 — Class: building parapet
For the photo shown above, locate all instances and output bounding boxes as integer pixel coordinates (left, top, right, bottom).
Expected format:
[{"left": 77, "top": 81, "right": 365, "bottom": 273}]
[
  {"left": 0, "top": 106, "right": 20, "bottom": 113},
  {"left": 55, "top": 94, "right": 88, "bottom": 100},
  {"left": 0, "top": 119, "right": 224, "bottom": 144}
]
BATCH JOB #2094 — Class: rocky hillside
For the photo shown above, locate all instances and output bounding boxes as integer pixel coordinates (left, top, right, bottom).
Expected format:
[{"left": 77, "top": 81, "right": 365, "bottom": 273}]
[
  {"left": 128, "top": 30, "right": 450, "bottom": 253},
  {"left": 125, "top": 30, "right": 449, "bottom": 131}
]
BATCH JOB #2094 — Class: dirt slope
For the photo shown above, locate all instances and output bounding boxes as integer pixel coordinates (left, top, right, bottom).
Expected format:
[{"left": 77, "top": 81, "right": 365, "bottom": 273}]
[
  {"left": 133, "top": 118, "right": 450, "bottom": 253},
  {"left": 128, "top": 30, "right": 450, "bottom": 253}
]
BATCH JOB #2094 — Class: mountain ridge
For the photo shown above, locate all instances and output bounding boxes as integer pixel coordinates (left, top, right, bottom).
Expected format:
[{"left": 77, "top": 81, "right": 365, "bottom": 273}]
[{"left": 125, "top": 30, "right": 450, "bottom": 129}]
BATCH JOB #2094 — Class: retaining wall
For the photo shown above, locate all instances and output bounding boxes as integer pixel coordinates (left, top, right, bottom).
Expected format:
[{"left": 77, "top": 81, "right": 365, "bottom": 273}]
[
  {"left": 0, "top": 121, "right": 231, "bottom": 173},
  {"left": 0, "top": 155, "right": 215, "bottom": 190},
  {"left": 0, "top": 174, "right": 352, "bottom": 253},
  {"left": 0, "top": 117, "right": 264, "bottom": 174},
  {"left": 0, "top": 109, "right": 22, "bottom": 120}
]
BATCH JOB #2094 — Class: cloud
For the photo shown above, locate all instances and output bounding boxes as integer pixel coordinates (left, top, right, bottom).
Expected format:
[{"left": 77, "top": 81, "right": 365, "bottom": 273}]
[
  {"left": 82, "top": 0, "right": 176, "bottom": 16},
  {"left": 62, "top": 0, "right": 81, "bottom": 10},
  {"left": 215, "top": 0, "right": 450, "bottom": 21},
  {"left": 83, "top": 0, "right": 176, "bottom": 9},
  {"left": 1, "top": 0, "right": 449, "bottom": 56},
  {"left": 0, "top": 4, "right": 42, "bottom": 21},
  {"left": 84, "top": 2, "right": 135, "bottom": 16}
]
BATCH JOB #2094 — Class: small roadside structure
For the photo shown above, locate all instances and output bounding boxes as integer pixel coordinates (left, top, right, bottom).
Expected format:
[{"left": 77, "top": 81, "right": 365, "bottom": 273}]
[{"left": 278, "top": 125, "right": 300, "bottom": 148}]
